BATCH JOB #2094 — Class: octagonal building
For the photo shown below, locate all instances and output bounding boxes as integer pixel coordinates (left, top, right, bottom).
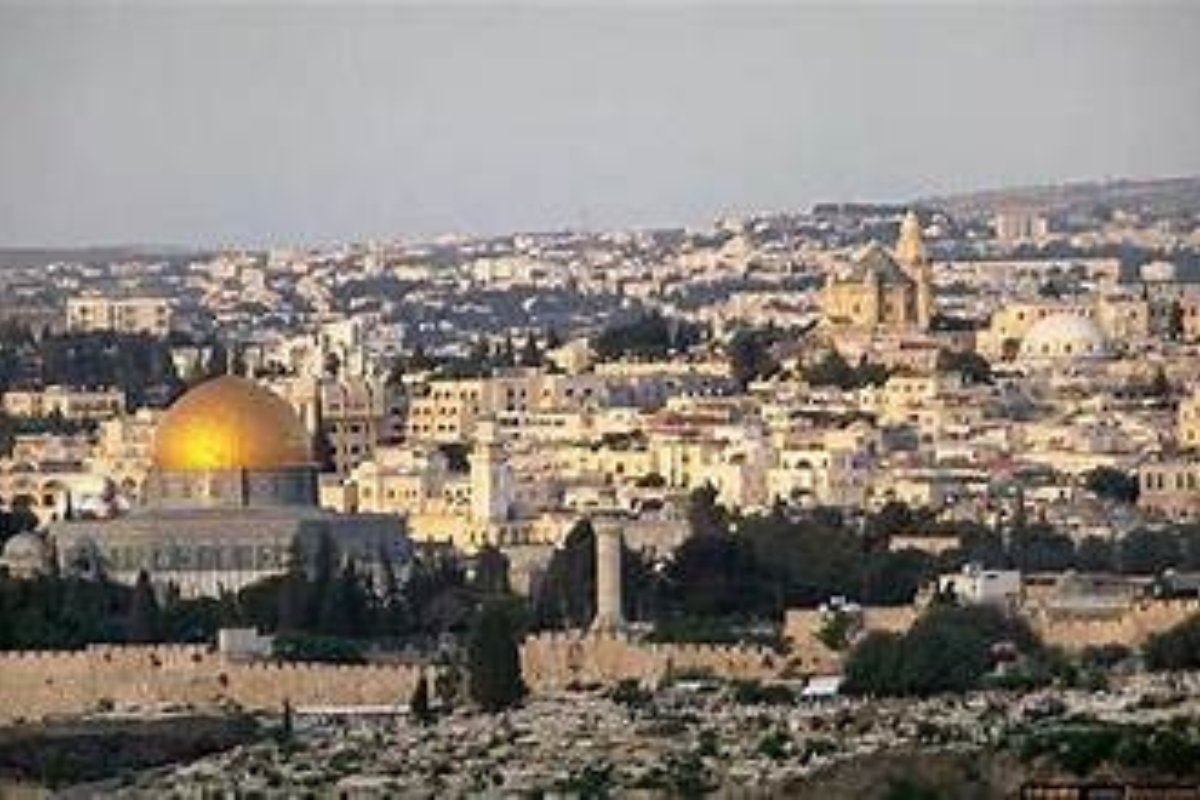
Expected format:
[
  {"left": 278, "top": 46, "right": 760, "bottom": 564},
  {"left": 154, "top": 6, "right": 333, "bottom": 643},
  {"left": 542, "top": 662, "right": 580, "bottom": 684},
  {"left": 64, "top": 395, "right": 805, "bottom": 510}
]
[{"left": 51, "top": 375, "right": 411, "bottom": 597}]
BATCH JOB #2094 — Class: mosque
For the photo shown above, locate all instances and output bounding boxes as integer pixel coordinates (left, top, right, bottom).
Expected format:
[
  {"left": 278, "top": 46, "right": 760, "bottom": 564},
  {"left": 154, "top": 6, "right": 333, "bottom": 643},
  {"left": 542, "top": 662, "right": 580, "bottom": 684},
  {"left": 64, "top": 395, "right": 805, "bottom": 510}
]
[
  {"left": 42, "top": 375, "right": 412, "bottom": 597},
  {"left": 822, "top": 210, "right": 936, "bottom": 333}
]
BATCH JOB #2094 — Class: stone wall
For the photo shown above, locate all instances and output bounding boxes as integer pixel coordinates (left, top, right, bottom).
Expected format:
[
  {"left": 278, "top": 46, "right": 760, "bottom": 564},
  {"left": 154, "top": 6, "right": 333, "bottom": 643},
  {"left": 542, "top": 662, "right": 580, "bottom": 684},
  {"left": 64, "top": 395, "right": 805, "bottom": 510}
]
[
  {"left": 521, "top": 632, "right": 788, "bottom": 692},
  {"left": 7, "top": 598, "right": 1196, "bottom": 723},
  {"left": 0, "top": 645, "right": 426, "bottom": 724},
  {"left": 782, "top": 606, "right": 920, "bottom": 674},
  {"left": 783, "top": 599, "right": 1200, "bottom": 666},
  {"left": 1029, "top": 599, "right": 1200, "bottom": 651}
]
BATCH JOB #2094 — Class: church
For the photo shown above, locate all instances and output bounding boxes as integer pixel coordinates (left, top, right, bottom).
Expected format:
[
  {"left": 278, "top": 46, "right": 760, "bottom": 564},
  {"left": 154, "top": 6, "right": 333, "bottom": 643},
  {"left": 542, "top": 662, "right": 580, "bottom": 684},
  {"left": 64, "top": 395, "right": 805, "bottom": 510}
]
[
  {"left": 822, "top": 210, "right": 935, "bottom": 332},
  {"left": 49, "top": 375, "right": 412, "bottom": 597}
]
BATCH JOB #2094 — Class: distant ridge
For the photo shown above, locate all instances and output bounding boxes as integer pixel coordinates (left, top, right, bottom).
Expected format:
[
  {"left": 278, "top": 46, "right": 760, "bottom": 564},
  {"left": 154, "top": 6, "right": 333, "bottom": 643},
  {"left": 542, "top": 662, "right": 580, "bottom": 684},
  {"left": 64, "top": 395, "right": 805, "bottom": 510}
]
[
  {"left": 919, "top": 175, "right": 1200, "bottom": 219},
  {"left": 0, "top": 245, "right": 204, "bottom": 270}
]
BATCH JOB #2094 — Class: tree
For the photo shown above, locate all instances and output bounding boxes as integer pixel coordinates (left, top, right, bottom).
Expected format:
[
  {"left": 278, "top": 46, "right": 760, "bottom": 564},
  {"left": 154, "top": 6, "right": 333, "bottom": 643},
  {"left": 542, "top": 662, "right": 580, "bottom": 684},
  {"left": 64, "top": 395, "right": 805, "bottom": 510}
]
[
  {"left": 126, "top": 570, "right": 160, "bottom": 643},
  {"left": 843, "top": 631, "right": 905, "bottom": 696},
  {"left": 843, "top": 605, "right": 1041, "bottom": 697},
  {"left": 434, "top": 658, "right": 463, "bottom": 710},
  {"left": 533, "top": 520, "right": 596, "bottom": 628},
  {"left": 1008, "top": 525, "right": 1076, "bottom": 573},
  {"left": 1076, "top": 536, "right": 1116, "bottom": 572},
  {"left": 665, "top": 530, "right": 775, "bottom": 619},
  {"left": 1085, "top": 467, "right": 1140, "bottom": 504},
  {"left": 277, "top": 539, "right": 310, "bottom": 632},
  {"left": 935, "top": 349, "right": 993, "bottom": 385},
  {"left": 686, "top": 484, "right": 729, "bottom": 538},
  {"left": 1145, "top": 613, "right": 1200, "bottom": 671},
  {"left": 1167, "top": 301, "right": 1185, "bottom": 341},
  {"left": 592, "top": 312, "right": 702, "bottom": 361},
  {"left": 409, "top": 674, "right": 434, "bottom": 725},
  {"left": 318, "top": 560, "right": 370, "bottom": 638},
  {"left": 375, "top": 546, "right": 407, "bottom": 636},
  {"left": 279, "top": 699, "right": 294, "bottom": 744},
  {"left": 802, "top": 350, "right": 855, "bottom": 389},
  {"left": 1120, "top": 528, "right": 1183, "bottom": 574},
  {"left": 466, "top": 600, "right": 525, "bottom": 712},
  {"left": 802, "top": 350, "right": 889, "bottom": 390},
  {"left": 866, "top": 500, "right": 918, "bottom": 539},
  {"left": 473, "top": 545, "right": 511, "bottom": 596},
  {"left": 500, "top": 335, "right": 517, "bottom": 368},
  {"left": 727, "top": 329, "right": 779, "bottom": 389},
  {"left": 519, "top": 334, "right": 543, "bottom": 368},
  {"left": 403, "top": 553, "right": 471, "bottom": 636},
  {"left": 308, "top": 533, "right": 338, "bottom": 627},
  {"left": 1150, "top": 367, "right": 1172, "bottom": 399},
  {"left": 860, "top": 549, "right": 938, "bottom": 606}
]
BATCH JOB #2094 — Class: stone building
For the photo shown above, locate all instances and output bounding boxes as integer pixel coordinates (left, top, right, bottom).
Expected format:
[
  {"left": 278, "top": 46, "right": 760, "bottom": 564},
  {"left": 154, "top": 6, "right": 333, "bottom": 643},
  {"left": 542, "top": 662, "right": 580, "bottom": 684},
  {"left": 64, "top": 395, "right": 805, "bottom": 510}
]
[
  {"left": 822, "top": 210, "right": 934, "bottom": 333},
  {"left": 49, "top": 375, "right": 412, "bottom": 597},
  {"left": 269, "top": 374, "right": 406, "bottom": 477},
  {"left": 2, "top": 385, "right": 126, "bottom": 421},
  {"left": 1180, "top": 387, "right": 1200, "bottom": 451},
  {"left": 1139, "top": 457, "right": 1200, "bottom": 521},
  {"left": 66, "top": 294, "right": 173, "bottom": 337}
]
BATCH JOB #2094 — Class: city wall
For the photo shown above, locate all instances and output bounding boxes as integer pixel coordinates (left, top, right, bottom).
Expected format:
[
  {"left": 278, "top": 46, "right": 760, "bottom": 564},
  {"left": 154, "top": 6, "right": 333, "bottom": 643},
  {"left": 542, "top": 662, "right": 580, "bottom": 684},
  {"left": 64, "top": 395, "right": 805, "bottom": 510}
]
[
  {"left": 5, "top": 599, "right": 1197, "bottom": 723},
  {"left": 1028, "top": 599, "right": 1200, "bottom": 651},
  {"left": 2, "top": 636, "right": 791, "bottom": 722},
  {"left": 783, "top": 606, "right": 920, "bottom": 673},
  {"left": 0, "top": 645, "right": 426, "bottom": 724},
  {"left": 782, "top": 599, "right": 1200, "bottom": 669},
  {"left": 520, "top": 632, "right": 789, "bottom": 692}
]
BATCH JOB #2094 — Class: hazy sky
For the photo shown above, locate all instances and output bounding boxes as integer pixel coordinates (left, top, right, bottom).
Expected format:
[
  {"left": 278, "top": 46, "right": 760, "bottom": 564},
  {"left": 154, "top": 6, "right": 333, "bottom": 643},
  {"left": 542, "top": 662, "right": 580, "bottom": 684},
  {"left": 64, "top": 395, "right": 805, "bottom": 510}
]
[{"left": 1, "top": 2, "right": 1198, "bottom": 247}]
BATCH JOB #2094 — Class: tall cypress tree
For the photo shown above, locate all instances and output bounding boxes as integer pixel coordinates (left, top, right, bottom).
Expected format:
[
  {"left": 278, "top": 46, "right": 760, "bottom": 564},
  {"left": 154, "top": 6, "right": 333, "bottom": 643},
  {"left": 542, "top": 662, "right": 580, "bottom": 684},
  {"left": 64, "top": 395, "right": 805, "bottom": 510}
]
[
  {"left": 319, "top": 560, "right": 368, "bottom": 638},
  {"left": 466, "top": 600, "right": 525, "bottom": 713},
  {"left": 278, "top": 538, "right": 310, "bottom": 633},
  {"left": 409, "top": 674, "right": 433, "bottom": 725},
  {"left": 376, "top": 545, "right": 407, "bottom": 636},
  {"left": 473, "top": 545, "right": 511, "bottom": 596},
  {"left": 127, "top": 570, "right": 160, "bottom": 644},
  {"left": 308, "top": 533, "right": 337, "bottom": 627}
]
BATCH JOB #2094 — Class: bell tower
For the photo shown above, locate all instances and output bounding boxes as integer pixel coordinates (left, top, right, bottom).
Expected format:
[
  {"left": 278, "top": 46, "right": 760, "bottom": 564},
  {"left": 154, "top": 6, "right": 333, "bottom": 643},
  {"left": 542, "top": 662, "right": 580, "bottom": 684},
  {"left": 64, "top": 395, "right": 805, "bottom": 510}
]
[
  {"left": 896, "top": 210, "right": 934, "bottom": 330},
  {"left": 896, "top": 210, "right": 926, "bottom": 270}
]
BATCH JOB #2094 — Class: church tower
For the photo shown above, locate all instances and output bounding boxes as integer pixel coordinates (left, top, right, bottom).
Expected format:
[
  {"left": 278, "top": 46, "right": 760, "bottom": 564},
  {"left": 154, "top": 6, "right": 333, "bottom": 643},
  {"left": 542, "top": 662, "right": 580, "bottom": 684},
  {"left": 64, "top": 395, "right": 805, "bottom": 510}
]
[{"left": 896, "top": 210, "right": 934, "bottom": 330}]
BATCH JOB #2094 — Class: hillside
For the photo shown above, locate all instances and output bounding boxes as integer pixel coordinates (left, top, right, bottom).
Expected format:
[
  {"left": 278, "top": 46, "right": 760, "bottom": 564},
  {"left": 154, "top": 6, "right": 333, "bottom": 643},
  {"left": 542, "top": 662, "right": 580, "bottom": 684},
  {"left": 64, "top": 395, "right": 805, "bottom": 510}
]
[{"left": 921, "top": 175, "right": 1200, "bottom": 220}]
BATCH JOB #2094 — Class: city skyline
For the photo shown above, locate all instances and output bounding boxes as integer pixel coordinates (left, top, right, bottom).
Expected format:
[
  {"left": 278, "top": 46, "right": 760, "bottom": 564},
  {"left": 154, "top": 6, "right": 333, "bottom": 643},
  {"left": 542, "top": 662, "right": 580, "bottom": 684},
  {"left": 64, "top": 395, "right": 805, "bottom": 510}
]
[{"left": 1, "top": 3, "right": 1199, "bottom": 247}]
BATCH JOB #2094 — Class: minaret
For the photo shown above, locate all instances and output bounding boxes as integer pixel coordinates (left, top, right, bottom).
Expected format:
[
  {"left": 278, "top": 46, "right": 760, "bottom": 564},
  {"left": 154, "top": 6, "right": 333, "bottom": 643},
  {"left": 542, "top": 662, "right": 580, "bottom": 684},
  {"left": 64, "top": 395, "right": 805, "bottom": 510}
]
[
  {"left": 591, "top": 520, "right": 624, "bottom": 634},
  {"left": 470, "top": 420, "right": 511, "bottom": 526}
]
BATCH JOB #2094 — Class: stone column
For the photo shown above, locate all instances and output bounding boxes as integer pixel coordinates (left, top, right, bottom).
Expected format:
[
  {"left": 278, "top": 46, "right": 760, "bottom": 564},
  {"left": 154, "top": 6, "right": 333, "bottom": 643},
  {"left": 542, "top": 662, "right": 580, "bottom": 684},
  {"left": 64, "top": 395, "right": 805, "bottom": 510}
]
[{"left": 592, "top": 521, "right": 624, "bottom": 634}]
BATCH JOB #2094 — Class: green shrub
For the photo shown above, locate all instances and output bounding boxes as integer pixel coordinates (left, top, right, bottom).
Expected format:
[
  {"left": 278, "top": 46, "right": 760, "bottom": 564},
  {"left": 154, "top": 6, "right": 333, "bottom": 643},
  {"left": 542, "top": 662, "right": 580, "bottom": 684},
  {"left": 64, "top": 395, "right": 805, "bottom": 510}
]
[
  {"left": 730, "top": 680, "right": 795, "bottom": 706},
  {"left": 273, "top": 634, "right": 366, "bottom": 664},
  {"left": 610, "top": 679, "right": 653, "bottom": 708},
  {"left": 843, "top": 605, "right": 1041, "bottom": 697},
  {"left": 756, "top": 729, "right": 790, "bottom": 760},
  {"left": 1144, "top": 613, "right": 1200, "bottom": 671}
]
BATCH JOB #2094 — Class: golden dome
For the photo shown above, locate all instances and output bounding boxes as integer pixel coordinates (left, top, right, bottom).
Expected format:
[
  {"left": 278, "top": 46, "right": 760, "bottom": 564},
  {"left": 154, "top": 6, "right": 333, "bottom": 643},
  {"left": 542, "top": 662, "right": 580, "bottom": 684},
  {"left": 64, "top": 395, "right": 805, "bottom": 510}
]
[{"left": 153, "top": 375, "right": 313, "bottom": 472}]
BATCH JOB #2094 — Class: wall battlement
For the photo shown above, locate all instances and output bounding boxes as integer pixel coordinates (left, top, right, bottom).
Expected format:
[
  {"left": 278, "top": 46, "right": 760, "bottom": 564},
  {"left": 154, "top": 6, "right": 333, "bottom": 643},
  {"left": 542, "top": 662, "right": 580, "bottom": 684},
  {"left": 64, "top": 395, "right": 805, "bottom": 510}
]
[
  {"left": 520, "top": 631, "right": 788, "bottom": 691},
  {"left": 0, "top": 644, "right": 428, "bottom": 724}
]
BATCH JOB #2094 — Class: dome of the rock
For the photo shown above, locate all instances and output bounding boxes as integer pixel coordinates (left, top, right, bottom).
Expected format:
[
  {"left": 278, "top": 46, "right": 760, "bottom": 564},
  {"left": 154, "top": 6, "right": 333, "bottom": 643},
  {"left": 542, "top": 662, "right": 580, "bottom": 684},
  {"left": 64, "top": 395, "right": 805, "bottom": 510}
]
[{"left": 152, "top": 375, "right": 312, "bottom": 472}]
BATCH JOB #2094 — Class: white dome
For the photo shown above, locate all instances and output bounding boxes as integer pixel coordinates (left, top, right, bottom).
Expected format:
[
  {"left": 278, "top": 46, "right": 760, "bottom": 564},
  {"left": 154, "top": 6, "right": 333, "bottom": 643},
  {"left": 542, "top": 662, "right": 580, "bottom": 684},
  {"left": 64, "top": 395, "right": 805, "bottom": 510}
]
[
  {"left": 1140, "top": 261, "right": 1176, "bottom": 283},
  {"left": 1, "top": 532, "right": 49, "bottom": 575},
  {"left": 1018, "top": 313, "right": 1108, "bottom": 362}
]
